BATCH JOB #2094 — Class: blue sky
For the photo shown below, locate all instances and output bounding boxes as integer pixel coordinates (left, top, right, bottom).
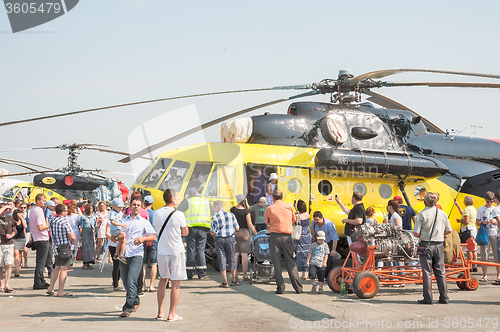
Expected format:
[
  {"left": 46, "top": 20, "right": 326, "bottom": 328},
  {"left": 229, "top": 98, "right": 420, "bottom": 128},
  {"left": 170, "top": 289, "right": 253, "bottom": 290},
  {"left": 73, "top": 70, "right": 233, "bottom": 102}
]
[{"left": 1, "top": 0, "right": 500, "bottom": 186}]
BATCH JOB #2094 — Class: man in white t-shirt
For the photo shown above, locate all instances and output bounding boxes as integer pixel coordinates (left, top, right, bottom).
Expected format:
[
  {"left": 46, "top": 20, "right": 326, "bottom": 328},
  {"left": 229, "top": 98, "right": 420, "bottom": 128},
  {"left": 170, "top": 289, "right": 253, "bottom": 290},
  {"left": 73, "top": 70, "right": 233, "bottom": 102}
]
[
  {"left": 118, "top": 197, "right": 156, "bottom": 318},
  {"left": 476, "top": 191, "right": 498, "bottom": 282},
  {"left": 153, "top": 189, "right": 188, "bottom": 322}
]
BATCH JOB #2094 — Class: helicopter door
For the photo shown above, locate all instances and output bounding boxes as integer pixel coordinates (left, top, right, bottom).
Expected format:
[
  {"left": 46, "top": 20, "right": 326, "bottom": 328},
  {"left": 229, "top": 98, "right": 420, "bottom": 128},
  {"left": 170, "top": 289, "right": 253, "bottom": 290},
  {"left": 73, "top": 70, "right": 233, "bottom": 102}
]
[{"left": 277, "top": 166, "right": 310, "bottom": 205}]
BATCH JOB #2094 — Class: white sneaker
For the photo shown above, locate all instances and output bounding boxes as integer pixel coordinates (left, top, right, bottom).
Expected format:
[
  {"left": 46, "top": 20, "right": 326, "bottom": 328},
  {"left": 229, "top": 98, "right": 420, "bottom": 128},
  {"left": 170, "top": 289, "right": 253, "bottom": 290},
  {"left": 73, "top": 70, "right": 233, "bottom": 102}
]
[{"left": 318, "top": 287, "right": 324, "bottom": 294}]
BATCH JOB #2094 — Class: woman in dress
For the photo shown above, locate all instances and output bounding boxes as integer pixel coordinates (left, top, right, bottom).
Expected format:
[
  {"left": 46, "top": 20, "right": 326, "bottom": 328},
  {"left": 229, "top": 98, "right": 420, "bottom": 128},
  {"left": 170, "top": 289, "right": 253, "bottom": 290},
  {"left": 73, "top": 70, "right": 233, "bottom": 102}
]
[
  {"left": 293, "top": 199, "right": 312, "bottom": 280},
  {"left": 12, "top": 209, "right": 27, "bottom": 277},
  {"left": 231, "top": 195, "right": 257, "bottom": 283},
  {"left": 95, "top": 201, "right": 109, "bottom": 261},
  {"left": 67, "top": 204, "right": 81, "bottom": 259},
  {"left": 80, "top": 204, "right": 96, "bottom": 269}
]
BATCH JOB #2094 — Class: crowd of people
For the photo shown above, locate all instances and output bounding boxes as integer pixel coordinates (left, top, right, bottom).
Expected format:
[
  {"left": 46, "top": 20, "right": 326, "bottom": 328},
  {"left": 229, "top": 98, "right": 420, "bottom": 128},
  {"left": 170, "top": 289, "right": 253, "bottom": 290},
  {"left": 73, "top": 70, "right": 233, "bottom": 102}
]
[{"left": 1, "top": 182, "right": 500, "bottom": 317}]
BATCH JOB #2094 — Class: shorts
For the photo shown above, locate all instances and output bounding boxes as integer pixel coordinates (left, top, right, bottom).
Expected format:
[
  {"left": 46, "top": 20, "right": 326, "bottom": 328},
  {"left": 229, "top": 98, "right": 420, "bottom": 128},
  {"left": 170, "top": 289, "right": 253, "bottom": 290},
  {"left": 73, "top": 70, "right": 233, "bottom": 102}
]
[
  {"left": 479, "top": 236, "right": 498, "bottom": 262},
  {"left": 158, "top": 253, "right": 187, "bottom": 281},
  {"left": 308, "top": 265, "right": 325, "bottom": 282},
  {"left": 143, "top": 242, "right": 158, "bottom": 265},
  {"left": 55, "top": 254, "right": 74, "bottom": 267},
  {"left": 110, "top": 227, "right": 123, "bottom": 237},
  {"left": 0, "top": 244, "right": 14, "bottom": 266},
  {"left": 13, "top": 238, "right": 26, "bottom": 251}
]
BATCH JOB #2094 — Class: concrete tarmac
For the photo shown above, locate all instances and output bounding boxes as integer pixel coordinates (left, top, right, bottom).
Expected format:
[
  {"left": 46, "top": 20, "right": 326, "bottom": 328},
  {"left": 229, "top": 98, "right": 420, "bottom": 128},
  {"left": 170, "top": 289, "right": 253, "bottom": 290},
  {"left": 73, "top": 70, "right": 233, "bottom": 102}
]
[{"left": 1, "top": 256, "right": 500, "bottom": 332}]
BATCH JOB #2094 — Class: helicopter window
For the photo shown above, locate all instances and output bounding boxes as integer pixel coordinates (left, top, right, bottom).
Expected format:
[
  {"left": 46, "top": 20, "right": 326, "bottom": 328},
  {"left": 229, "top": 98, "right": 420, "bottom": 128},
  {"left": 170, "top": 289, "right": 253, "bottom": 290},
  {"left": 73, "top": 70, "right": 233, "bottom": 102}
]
[
  {"left": 158, "top": 160, "right": 190, "bottom": 192},
  {"left": 353, "top": 183, "right": 367, "bottom": 196},
  {"left": 204, "top": 164, "right": 236, "bottom": 199},
  {"left": 318, "top": 180, "right": 332, "bottom": 196},
  {"left": 2, "top": 186, "right": 18, "bottom": 199},
  {"left": 135, "top": 158, "right": 157, "bottom": 184},
  {"left": 141, "top": 158, "right": 172, "bottom": 188},
  {"left": 379, "top": 184, "right": 393, "bottom": 199},
  {"left": 187, "top": 162, "right": 213, "bottom": 194},
  {"left": 287, "top": 178, "right": 302, "bottom": 195}
]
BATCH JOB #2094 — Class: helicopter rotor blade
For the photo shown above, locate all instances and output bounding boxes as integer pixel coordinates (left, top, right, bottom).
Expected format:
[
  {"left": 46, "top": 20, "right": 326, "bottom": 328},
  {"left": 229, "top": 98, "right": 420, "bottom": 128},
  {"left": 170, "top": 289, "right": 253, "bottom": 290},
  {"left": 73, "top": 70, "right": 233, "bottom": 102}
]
[
  {"left": 349, "top": 69, "right": 500, "bottom": 85},
  {"left": 0, "top": 146, "right": 59, "bottom": 153},
  {"left": 118, "top": 98, "right": 296, "bottom": 163},
  {"left": 362, "top": 90, "right": 445, "bottom": 134},
  {"left": 0, "top": 157, "right": 53, "bottom": 171},
  {"left": 0, "top": 169, "right": 58, "bottom": 178},
  {"left": 118, "top": 90, "right": 322, "bottom": 163},
  {"left": 0, "top": 88, "right": 276, "bottom": 128},
  {"left": 84, "top": 147, "right": 152, "bottom": 160},
  {"left": 0, "top": 159, "right": 39, "bottom": 172},
  {"left": 383, "top": 81, "right": 500, "bottom": 88}
]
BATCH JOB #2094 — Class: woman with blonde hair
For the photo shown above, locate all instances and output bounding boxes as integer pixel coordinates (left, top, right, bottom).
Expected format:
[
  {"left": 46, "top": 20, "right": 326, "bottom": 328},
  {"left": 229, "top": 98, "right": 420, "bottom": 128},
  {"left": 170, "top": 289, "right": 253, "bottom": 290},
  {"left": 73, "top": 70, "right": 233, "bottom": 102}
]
[{"left": 454, "top": 196, "right": 478, "bottom": 272}]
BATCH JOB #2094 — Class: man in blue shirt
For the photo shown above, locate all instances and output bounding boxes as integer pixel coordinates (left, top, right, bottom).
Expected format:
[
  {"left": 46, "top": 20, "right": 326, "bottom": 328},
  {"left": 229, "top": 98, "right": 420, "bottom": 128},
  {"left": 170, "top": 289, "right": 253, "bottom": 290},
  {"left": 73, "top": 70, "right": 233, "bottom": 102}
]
[
  {"left": 210, "top": 200, "right": 239, "bottom": 287},
  {"left": 394, "top": 196, "right": 416, "bottom": 231},
  {"left": 117, "top": 197, "right": 156, "bottom": 318},
  {"left": 311, "top": 211, "right": 339, "bottom": 277}
]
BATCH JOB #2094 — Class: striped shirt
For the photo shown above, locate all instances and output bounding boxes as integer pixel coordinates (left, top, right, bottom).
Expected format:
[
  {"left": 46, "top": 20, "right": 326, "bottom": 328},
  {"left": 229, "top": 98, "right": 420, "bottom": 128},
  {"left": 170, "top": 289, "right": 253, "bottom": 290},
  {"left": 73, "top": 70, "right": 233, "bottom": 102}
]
[
  {"left": 210, "top": 209, "right": 239, "bottom": 238},
  {"left": 50, "top": 216, "right": 73, "bottom": 255}
]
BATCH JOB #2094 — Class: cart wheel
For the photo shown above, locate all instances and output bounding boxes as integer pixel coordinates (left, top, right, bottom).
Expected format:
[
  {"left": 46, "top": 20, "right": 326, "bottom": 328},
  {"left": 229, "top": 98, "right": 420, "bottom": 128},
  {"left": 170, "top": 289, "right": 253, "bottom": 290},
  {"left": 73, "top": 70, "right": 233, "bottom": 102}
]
[
  {"left": 456, "top": 273, "right": 466, "bottom": 290},
  {"left": 327, "top": 267, "right": 343, "bottom": 293},
  {"left": 352, "top": 271, "right": 379, "bottom": 299},
  {"left": 465, "top": 276, "right": 479, "bottom": 291},
  {"left": 249, "top": 269, "right": 253, "bottom": 285}
]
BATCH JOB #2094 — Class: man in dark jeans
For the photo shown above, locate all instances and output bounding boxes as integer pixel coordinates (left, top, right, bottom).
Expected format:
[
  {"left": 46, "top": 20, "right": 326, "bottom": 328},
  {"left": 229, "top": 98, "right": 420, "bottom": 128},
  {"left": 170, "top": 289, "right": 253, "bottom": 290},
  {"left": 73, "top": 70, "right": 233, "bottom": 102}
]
[
  {"left": 28, "top": 194, "right": 51, "bottom": 290},
  {"left": 265, "top": 190, "right": 303, "bottom": 294}
]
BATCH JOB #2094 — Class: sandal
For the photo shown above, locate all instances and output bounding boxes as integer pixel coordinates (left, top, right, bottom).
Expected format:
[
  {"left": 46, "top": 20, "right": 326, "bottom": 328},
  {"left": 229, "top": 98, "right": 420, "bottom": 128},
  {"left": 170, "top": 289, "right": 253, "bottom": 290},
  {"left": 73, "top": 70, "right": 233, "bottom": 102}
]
[
  {"left": 230, "top": 281, "right": 241, "bottom": 286},
  {"left": 242, "top": 276, "right": 250, "bottom": 281},
  {"left": 492, "top": 280, "right": 500, "bottom": 285},
  {"left": 480, "top": 277, "right": 488, "bottom": 282},
  {"left": 4, "top": 287, "right": 14, "bottom": 293},
  {"left": 14, "top": 272, "right": 20, "bottom": 277},
  {"left": 218, "top": 282, "right": 229, "bottom": 288}
]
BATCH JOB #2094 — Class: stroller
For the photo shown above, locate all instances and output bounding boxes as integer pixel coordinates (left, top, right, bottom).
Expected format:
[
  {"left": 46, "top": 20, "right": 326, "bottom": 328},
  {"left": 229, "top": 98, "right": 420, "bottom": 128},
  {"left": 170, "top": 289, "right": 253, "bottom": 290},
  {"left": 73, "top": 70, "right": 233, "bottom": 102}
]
[{"left": 249, "top": 230, "right": 274, "bottom": 284}]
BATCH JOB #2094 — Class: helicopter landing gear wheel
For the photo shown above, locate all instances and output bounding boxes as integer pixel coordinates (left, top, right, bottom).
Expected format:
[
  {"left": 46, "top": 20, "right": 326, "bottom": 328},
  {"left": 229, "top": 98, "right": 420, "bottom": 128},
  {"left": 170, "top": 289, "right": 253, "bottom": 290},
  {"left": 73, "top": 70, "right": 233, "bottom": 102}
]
[
  {"left": 352, "top": 271, "right": 379, "bottom": 299},
  {"left": 465, "top": 276, "right": 479, "bottom": 291},
  {"left": 456, "top": 273, "right": 466, "bottom": 290},
  {"left": 327, "top": 267, "right": 343, "bottom": 293}
]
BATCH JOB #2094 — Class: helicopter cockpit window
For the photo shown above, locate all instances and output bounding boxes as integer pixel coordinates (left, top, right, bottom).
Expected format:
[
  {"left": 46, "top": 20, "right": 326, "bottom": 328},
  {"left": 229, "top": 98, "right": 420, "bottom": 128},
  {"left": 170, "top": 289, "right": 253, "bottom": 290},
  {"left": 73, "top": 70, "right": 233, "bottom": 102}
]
[
  {"left": 135, "top": 158, "right": 157, "bottom": 184},
  {"left": 141, "top": 158, "right": 172, "bottom": 188},
  {"left": 3, "top": 186, "right": 18, "bottom": 199},
  {"left": 204, "top": 164, "right": 236, "bottom": 199},
  {"left": 158, "top": 160, "right": 191, "bottom": 192},
  {"left": 187, "top": 162, "right": 213, "bottom": 194}
]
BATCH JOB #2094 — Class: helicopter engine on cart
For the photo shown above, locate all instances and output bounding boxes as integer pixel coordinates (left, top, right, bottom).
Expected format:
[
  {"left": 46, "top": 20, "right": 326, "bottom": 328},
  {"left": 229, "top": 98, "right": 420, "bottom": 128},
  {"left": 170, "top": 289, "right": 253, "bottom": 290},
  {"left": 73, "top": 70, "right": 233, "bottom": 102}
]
[{"left": 350, "top": 223, "right": 419, "bottom": 262}]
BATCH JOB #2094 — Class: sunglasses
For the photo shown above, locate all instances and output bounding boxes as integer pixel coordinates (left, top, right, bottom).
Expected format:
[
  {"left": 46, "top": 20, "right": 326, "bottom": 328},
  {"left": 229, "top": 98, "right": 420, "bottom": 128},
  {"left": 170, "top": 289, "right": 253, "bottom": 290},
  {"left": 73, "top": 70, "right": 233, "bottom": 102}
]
[{"left": 486, "top": 200, "right": 494, "bottom": 203}]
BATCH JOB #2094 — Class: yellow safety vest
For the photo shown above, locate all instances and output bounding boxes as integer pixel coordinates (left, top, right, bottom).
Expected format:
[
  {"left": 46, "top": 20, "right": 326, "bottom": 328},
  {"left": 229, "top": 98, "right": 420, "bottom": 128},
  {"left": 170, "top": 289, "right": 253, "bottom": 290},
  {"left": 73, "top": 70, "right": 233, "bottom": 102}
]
[{"left": 185, "top": 196, "right": 211, "bottom": 228}]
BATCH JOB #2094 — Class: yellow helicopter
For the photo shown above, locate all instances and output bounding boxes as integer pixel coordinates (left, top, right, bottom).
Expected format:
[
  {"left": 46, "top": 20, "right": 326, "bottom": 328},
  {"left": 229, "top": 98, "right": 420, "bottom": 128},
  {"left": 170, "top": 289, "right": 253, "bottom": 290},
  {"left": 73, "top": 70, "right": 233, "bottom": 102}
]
[{"left": 3, "top": 68, "right": 500, "bottom": 254}]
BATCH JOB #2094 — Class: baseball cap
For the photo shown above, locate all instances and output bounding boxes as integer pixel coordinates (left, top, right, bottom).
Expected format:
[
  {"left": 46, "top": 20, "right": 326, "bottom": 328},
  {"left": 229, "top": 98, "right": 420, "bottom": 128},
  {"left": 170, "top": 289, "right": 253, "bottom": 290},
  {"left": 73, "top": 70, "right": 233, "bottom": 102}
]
[
  {"left": 316, "top": 231, "right": 326, "bottom": 240},
  {"left": 259, "top": 197, "right": 268, "bottom": 205},
  {"left": 144, "top": 195, "right": 154, "bottom": 204},
  {"left": 111, "top": 198, "right": 124, "bottom": 208},
  {"left": 394, "top": 196, "right": 403, "bottom": 203},
  {"left": 269, "top": 173, "right": 278, "bottom": 180},
  {"left": 46, "top": 200, "right": 56, "bottom": 207}
]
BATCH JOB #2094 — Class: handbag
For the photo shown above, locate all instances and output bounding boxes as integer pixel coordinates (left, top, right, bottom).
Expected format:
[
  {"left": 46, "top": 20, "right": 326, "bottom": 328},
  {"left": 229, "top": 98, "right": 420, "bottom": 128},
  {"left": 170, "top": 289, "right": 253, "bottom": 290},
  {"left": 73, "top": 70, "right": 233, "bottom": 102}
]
[
  {"left": 417, "top": 209, "right": 439, "bottom": 256},
  {"left": 57, "top": 243, "right": 72, "bottom": 260},
  {"left": 291, "top": 224, "right": 302, "bottom": 240},
  {"left": 459, "top": 228, "right": 472, "bottom": 244},
  {"left": 76, "top": 246, "right": 83, "bottom": 261},
  {"left": 476, "top": 224, "right": 489, "bottom": 246}
]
